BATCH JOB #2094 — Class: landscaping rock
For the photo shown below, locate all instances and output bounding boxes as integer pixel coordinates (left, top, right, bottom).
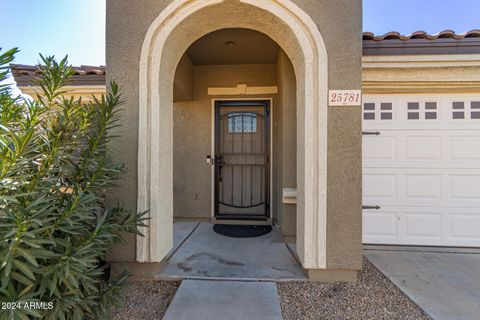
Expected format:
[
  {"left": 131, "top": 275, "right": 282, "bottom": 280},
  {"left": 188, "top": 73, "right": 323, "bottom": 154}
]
[
  {"left": 112, "top": 280, "right": 179, "bottom": 320},
  {"left": 277, "top": 258, "right": 430, "bottom": 320}
]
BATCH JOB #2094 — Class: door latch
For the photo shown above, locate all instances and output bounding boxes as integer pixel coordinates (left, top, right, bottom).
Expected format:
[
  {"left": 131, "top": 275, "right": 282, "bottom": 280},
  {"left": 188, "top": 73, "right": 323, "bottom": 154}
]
[{"left": 206, "top": 155, "right": 214, "bottom": 165}]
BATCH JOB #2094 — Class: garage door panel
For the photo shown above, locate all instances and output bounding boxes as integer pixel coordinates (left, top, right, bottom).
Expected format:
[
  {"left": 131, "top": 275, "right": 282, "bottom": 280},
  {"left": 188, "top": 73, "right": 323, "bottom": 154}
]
[
  {"left": 364, "top": 206, "right": 445, "bottom": 245},
  {"left": 365, "top": 169, "right": 480, "bottom": 206},
  {"left": 363, "top": 94, "right": 480, "bottom": 247},
  {"left": 449, "top": 136, "right": 480, "bottom": 161},
  {"left": 363, "top": 173, "right": 397, "bottom": 200},
  {"left": 363, "top": 135, "right": 397, "bottom": 162},
  {"left": 404, "top": 211, "right": 442, "bottom": 240},
  {"left": 448, "top": 212, "right": 480, "bottom": 242},
  {"left": 404, "top": 136, "right": 442, "bottom": 161},
  {"left": 363, "top": 210, "right": 398, "bottom": 240},
  {"left": 405, "top": 174, "right": 442, "bottom": 200},
  {"left": 449, "top": 175, "right": 480, "bottom": 200},
  {"left": 364, "top": 207, "right": 480, "bottom": 246}
]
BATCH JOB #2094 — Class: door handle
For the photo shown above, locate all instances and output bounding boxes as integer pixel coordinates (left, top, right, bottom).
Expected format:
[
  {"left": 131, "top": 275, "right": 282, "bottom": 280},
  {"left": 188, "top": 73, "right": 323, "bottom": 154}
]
[
  {"left": 216, "top": 155, "right": 224, "bottom": 166},
  {"left": 216, "top": 155, "right": 223, "bottom": 182}
]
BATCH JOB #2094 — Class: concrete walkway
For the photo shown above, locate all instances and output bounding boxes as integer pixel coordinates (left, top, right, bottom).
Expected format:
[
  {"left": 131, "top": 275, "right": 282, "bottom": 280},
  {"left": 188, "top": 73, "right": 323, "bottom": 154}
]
[
  {"left": 158, "top": 222, "right": 305, "bottom": 280},
  {"left": 160, "top": 222, "right": 300, "bottom": 319},
  {"left": 365, "top": 248, "right": 480, "bottom": 320},
  {"left": 163, "top": 280, "right": 283, "bottom": 320}
]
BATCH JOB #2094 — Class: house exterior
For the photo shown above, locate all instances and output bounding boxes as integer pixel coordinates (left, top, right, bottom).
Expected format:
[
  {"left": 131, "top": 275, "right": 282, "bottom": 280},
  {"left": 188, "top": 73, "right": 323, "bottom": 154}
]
[
  {"left": 11, "top": 1, "right": 480, "bottom": 282},
  {"left": 106, "top": 0, "right": 363, "bottom": 282}
]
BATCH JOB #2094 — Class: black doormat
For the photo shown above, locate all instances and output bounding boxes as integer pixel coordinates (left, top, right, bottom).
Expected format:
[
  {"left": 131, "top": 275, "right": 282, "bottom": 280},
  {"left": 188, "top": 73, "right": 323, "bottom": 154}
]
[{"left": 213, "top": 224, "right": 272, "bottom": 238}]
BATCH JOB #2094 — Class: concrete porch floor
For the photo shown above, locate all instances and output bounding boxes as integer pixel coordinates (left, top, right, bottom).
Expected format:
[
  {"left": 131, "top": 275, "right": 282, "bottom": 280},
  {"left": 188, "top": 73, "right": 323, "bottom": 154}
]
[{"left": 157, "top": 222, "right": 306, "bottom": 281}]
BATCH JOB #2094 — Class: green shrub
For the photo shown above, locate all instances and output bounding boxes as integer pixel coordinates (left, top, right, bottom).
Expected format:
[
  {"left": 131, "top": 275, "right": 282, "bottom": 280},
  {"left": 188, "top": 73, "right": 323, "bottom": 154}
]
[{"left": 0, "top": 48, "right": 146, "bottom": 319}]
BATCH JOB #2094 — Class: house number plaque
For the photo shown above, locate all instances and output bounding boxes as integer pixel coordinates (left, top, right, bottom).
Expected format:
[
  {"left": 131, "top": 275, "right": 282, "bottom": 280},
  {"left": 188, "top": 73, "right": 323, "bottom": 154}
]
[{"left": 328, "top": 90, "right": 362, "bottom": 106}]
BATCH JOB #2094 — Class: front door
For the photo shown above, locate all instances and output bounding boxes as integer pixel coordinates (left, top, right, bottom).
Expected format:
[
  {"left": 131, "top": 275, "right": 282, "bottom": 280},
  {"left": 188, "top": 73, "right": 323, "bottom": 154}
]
[{"left": 214, "top": 100, "right": 270, "bottom": 220}]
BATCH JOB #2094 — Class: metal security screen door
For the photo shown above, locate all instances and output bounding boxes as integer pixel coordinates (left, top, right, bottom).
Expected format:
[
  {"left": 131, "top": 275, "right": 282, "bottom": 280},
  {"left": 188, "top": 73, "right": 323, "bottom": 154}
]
[{"left": 214, "top": 100, "right": 270, "bottom": 220}]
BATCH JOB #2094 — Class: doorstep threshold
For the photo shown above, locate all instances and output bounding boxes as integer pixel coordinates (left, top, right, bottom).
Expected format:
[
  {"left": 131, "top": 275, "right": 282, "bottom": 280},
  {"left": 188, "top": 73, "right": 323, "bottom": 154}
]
[{"left": 212, "top": 218, "right": 272, "bottom": 226}]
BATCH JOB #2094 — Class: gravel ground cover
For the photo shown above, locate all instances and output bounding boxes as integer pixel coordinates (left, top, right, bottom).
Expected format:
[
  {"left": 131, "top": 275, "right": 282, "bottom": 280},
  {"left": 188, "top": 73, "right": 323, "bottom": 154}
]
[
  {"left": 277, "top": 258, "right": 430, "bottom": 320},
  {"left": 112, "top": 280, "right": 180, "bottom": 320}
]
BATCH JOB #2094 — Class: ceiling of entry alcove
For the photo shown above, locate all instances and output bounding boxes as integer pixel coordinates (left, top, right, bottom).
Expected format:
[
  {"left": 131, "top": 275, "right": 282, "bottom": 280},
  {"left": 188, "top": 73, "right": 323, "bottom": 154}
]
[{"left": 186, "top": 28, "right": 280, "bottom": 65}]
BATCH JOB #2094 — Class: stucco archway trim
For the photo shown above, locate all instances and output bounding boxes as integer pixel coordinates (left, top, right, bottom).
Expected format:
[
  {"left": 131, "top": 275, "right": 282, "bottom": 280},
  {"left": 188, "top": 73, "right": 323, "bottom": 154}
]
[{"left": 137, "top": 0, "right": 328, "bottom": 270}]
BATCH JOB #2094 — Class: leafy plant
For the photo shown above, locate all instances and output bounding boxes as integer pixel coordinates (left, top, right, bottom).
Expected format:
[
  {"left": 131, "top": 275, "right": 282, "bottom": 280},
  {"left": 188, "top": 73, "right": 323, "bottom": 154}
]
[{"left": 0, "top": 48, "right": 146, "bottom": 319}]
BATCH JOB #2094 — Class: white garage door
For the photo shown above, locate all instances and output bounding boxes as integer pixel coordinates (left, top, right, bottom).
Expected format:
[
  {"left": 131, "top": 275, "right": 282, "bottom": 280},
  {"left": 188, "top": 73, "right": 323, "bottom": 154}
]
[{"left": 362, "top": 94, "right": 480, "bottom": 246}]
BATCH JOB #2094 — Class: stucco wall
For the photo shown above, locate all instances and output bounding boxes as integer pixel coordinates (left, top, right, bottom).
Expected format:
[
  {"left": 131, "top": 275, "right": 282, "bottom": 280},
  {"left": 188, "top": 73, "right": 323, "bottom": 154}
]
[
  {"left": 363, "top": 54, "right": 480, "bottom": 94},
  {"left": 106, "top": 0, "right": 172, "bottom": 262},
  {"left": 173, "top": 54, "right": 193, "bottom": 101},
  {"left": 276, "top": 51, "right": 297, "bottom": 236},
  {"left": 274, "top": 57, "right": 284, "bottom": 228},
  {"left": 106, "top": 0, "right": 362, "bottom": 271},
  {"left": 294, "top": 0, "right": 363, "bottom": 270}
]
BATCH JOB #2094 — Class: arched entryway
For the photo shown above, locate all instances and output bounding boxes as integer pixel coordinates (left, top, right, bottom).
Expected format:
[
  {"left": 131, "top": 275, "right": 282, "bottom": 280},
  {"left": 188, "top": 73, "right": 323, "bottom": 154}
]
[{"left": 136, "top": 0, "right": 328, "bottom": 271}]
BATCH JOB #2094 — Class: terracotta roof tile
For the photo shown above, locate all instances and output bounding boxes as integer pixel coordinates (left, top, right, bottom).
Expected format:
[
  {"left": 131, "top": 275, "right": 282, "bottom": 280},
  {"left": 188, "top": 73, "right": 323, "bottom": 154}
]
[
  {"left": 363, "top": 29, "right": 480, "bottom": 55},
  {"left": 362, "top": 29, "right": 480, "bottom": 41},
  {"left": 10, "top": 64, "right": 106, "bottom": 86},
  {"left": 10, "top": 64, "right": 106, "bottom": 77}
]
